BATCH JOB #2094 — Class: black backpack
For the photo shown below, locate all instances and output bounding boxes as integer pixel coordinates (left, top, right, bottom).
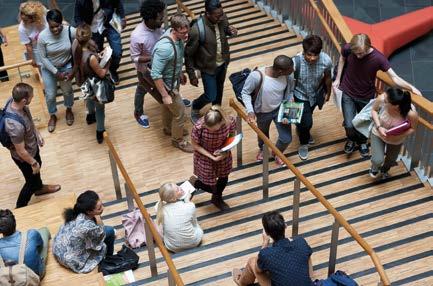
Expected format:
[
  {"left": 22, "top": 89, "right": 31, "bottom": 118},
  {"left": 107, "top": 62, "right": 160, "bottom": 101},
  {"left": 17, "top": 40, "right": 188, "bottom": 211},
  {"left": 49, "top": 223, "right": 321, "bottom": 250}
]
[
  {"left": 0, "top": 100, "right": 25, "bottom": 149},
  {"left": 229, "top": 68, "right": 263, "bottom": 107}
]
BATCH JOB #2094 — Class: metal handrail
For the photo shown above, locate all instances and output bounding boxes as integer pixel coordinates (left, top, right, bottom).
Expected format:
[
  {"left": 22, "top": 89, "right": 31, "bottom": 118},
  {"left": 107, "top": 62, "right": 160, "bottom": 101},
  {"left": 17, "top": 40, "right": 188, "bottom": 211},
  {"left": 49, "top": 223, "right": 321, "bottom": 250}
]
[
  {"left": 103, "top": 132, "right": 184, "bottom": 286},
  {"left": 0, "top": 60, "right": 33, "bottom": 73},
  {"left": 230, "top": 98, "right": 391, "bottom": 286}
]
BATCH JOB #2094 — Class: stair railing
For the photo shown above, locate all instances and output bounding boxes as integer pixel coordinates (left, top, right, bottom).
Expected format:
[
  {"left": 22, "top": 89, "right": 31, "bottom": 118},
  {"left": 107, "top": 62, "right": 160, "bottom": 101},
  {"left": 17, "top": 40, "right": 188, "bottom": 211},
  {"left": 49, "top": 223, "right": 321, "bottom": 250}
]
[
  {"left": 175, "top": 0, "right": 196, "bottom": 19},
  {"left": 104, "top": 132, "right": 184, "bottom": 286},
  {"left": 230, "top": 98, "right": 391, "bottom": 286},
  {"left": 258, "top": 0, "right": 432, "bottom": 185}
]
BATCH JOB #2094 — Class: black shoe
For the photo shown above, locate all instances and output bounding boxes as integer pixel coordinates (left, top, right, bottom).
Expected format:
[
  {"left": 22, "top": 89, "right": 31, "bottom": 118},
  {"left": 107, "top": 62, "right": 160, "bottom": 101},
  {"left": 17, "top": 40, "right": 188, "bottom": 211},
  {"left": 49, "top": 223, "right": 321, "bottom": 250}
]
[
  {"left": 344, "top": 140, "right": 355, "bottom": 154},
  {"left": 96, "top": 130, "right": 105, "bottom": 144},
  {"left": 111, "top": 72, "right": 120, "bottom": 85},
  {"left": 359, "top": 143, "right": 369, "bottom": 158},
  {"left": 86, "top": 113, "right": 96, "bottom": 125},
  {"left": 211, "top": 195, "right": 230, "bottom": 210}
]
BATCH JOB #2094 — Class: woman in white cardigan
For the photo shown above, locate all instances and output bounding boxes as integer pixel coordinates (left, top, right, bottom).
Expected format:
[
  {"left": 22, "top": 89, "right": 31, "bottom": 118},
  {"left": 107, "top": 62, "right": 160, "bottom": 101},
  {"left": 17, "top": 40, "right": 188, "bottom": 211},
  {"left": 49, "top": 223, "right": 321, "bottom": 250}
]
[{"left": 156, "top": 182, "right": 203, "bottom": 253}]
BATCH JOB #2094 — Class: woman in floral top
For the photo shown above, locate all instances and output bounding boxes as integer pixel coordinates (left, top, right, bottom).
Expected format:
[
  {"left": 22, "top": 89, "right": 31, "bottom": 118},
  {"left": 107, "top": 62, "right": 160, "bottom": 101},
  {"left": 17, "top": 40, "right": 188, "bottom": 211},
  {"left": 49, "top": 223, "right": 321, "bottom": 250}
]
[
  {"left": 52, "top": 190, "right": 115, "bottom": 273},
  {"left": 191, "top": 105, "right": 236, "bottom": 210}
]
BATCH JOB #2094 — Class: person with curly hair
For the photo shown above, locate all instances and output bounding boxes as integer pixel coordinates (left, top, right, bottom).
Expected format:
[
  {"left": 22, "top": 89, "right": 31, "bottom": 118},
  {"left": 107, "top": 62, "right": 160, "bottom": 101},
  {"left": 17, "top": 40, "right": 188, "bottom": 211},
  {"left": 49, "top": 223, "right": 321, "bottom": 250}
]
[
  {"left": 18, "top": 1, "right": 48, "bottom": 67},
  {"left": 130, "top": 0, "right": 166, "bottom": 128}
]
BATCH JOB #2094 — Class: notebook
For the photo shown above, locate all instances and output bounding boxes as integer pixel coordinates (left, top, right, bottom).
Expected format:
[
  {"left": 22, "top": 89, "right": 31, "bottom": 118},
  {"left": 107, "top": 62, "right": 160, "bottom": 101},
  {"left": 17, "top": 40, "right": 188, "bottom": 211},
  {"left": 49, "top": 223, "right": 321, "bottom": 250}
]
[{"left": 386, "top": 120, "right": 410, "bottom": 136}]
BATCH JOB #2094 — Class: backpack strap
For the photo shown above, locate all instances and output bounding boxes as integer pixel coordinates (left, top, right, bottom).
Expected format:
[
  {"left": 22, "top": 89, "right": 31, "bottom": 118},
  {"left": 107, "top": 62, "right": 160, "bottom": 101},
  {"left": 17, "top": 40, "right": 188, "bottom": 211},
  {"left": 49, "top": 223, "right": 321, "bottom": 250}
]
[
  {"left": 18, "top": 231, "right": 28, "bottom": 265},
  {"left": 159, "top": 36, "right": 178, "bottom": 92},
  {"left": 3, "top": 100, "right": 26, "bottom": 127},
  {"left": 197, "top": 16, "right": 206, "bottom": 46},
  {"left": 294, "top": 55, "right": 301, "bottom": 82},
  {"left": 251, "top": 68, "right": 264, "bottom": 103}
]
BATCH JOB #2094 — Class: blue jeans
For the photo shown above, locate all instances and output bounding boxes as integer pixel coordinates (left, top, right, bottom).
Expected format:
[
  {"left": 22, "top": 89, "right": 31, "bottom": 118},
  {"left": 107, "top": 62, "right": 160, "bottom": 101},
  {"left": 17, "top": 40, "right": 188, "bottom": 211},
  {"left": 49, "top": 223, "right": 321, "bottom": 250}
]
[
  {"left": 256, "top": 108, "right": 292, "bottom": 152},
  {"left": 92, "top": 26, "right": 122, "bottom": 75},
  {"left": 192, "top": 63, "right": 227, "bottom": 110},
  {"left": 86, "top": 99, "right": 105, "bottom": 131},
  {"left": 41, "top": 65, "right": 74, "bottom": 115},
  {"left": 342, "top": 92, "right": 370, "bottom": 144},
  {"left": 103, "top": 226, "right": 115, "bottom": 256}
]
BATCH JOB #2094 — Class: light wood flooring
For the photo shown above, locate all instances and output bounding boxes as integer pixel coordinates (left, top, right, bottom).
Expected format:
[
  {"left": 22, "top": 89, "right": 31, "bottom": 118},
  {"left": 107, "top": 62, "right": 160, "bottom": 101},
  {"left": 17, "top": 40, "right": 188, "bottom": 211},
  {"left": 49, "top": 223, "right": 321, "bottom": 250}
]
[{"left": 0, "top": 0, "right": 432, "bottom": 285}]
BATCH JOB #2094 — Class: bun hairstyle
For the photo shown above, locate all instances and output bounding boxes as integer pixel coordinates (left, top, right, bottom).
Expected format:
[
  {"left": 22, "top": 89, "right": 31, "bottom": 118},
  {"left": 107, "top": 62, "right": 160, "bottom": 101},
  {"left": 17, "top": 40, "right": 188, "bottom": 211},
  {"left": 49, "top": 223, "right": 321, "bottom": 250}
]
[
  {"left": 156, "top": 183, "right": 177, "bottom": 225},
  {"left": 63, "top": 190, "right": 100, "bottom": 223},
  {"left": 386, "top": 87, "right": 412, "bottom": 118},
  {"left": 0, "top": 209, "right": 17, "bottom": 237},
  {"left": 204, "top": 105, "right": 226, "bottom": 128}
]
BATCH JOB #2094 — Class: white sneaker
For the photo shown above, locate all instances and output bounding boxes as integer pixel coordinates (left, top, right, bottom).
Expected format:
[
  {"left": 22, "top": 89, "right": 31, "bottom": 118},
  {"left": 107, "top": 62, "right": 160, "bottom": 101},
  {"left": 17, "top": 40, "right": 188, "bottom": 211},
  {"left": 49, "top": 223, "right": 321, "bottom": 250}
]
[{"left": 298, "top": 145, "right": 309, "bottom": 160}]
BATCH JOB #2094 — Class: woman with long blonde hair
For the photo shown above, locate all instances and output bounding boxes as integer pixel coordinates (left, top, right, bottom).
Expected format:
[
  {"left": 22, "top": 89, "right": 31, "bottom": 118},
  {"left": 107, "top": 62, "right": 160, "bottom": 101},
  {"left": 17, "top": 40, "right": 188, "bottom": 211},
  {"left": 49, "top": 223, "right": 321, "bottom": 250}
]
[
  {"left": 156, "top": 182, "right": 203, "bottom": 253},
  {"left": 190, "top": 105, "right": 237, "bottom": 210},
  {"left": 18, "top": 1, "right": 48, "bottom": 67}
]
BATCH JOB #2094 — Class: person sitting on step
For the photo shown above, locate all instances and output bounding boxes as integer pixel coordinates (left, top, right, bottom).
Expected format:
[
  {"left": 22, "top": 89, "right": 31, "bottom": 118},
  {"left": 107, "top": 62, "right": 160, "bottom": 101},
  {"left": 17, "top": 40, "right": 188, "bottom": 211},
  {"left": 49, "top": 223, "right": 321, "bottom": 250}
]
[
  {"left": 190, "top": 105, "right": 236, "bottom": 210},
  {"left": 369, "top": 87, "right": 418, "bottom": 179},
  {"left": 241, "top": 55, "right": 294, "bottom": 166},
  {"left": 233, "top": 211, "right": 314, "bottom": 286},
  {"left": 156, "top": 182, "right": 203, "bottom": 253},
  {"left": 0, "top": 209, "right": 51, "bottom": 279},
  {"left": 52, "top": 190, "right": 115, "bottom": 273}
]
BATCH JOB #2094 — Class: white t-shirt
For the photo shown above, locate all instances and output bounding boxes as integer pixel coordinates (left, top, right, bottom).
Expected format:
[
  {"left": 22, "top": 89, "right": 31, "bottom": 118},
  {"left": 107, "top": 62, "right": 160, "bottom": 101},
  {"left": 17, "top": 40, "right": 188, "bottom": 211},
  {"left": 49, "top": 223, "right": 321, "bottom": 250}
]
[
  {"left": 18, "top": 21, "right": 48, "bottom": 64},
  {"left": 91, "top": 0, "right": 105, "bottom": 34},
  {"left": 260, "top": 68, "right": 288, "bottom": 113}
]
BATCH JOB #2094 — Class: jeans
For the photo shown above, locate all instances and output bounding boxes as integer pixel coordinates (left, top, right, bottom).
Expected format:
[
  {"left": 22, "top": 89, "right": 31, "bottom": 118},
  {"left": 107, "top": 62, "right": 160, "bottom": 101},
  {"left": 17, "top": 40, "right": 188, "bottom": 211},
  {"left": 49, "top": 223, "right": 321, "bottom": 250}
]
[
  {"left": 370, "top": 133, "right": 402, "bottom": 172},
  {"left": 41, "top": 65, "right": 74, "bottom": 115},
  {"left": 92, "top": 26, "right": 122, "bottom": 75},
  {"left": 103, "top": 226, "right": 115, "bottom": 256},
  {"left": 134, "top": 71, "right": 147, "bottom": 116},
  {"left": 256, "top": 108, "right": 292, "bottom": 152},
  {"left": 161, "top": 90, "right": 185, "bottom": 141},
  {"left": 86, "top": 99, "right": 105, "bottom": 131},
  {"left": 192, "top": 63, "right": 227, "bottom": 110},
  {"left": 295, "top": 97, "right": 316, "bottom": 145},
  {"left": 12, "top": 149, "right": 43, "bottom": 208},
  {"left": 37, "top": 227, "right": 50, "bottom": 278},
  {"left": 342, "top": 92, "right": 370, "bottom": 144}
]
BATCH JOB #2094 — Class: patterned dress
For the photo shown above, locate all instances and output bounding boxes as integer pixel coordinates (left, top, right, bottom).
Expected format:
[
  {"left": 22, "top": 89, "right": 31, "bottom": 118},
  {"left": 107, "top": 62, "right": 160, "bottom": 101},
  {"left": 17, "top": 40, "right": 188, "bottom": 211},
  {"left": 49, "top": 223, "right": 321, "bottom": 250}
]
[
  {"left": 52, "top": 213, "right": 106, "bottom": 273},
  {"left": 191, "top": 116, "right": 236, "bottom": 185}
]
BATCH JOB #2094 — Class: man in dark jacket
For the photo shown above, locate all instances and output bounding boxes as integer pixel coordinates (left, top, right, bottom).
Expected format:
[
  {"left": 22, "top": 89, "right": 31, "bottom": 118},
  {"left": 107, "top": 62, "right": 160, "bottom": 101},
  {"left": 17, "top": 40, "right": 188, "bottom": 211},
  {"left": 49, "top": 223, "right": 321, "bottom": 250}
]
[
  {"left": 185, "top": 0, "right": 237, "bottom": 123},
  {"left": 74, "top": 0, "right": 126, "bottom": 84}
]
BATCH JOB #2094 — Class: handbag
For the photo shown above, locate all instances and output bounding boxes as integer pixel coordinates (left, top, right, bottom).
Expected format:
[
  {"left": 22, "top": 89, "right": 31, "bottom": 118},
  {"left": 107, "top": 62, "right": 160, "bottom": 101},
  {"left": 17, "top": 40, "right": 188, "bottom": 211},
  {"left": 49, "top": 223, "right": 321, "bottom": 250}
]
[
  {"left": 98, "top": 245, "right": 139, "bottom": 275},
  {"left": 122, "top": 209, "right": 160, "bottom": 249},
  {"left": 141, "top": 36, "right": 178, "bottom": 104},
  {"left": 315, "top": 270, "right": 359, "bottom": 286},
  {"left": 80, "top": 75, "right": 115, "bottom": 104},
  {"left": 352, "top": 99, "right": 375, "bottom": 138}
]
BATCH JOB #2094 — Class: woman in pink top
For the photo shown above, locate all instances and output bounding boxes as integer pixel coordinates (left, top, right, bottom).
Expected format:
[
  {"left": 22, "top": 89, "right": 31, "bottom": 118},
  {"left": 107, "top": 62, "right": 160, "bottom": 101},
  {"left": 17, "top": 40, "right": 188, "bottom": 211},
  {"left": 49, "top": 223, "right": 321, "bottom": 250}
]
[{"left": 369, "top": 88, "right": 418, "bottom": 178}]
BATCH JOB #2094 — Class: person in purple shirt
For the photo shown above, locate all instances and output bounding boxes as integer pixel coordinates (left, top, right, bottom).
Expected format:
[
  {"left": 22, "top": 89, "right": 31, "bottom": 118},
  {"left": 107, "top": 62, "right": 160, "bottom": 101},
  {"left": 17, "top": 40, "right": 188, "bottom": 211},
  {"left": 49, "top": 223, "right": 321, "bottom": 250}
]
[
  {"left": 333, "top": 33, "right": 421, "bottom": 158},
  {"left": 0, "top": 209, "right": 50, "bottom": 278},
  {"left": 233, "top": 211, "right": 314, "bottom": 286},
  {"left": 130, "top": 0, "right": 165, "bottom": 128}
]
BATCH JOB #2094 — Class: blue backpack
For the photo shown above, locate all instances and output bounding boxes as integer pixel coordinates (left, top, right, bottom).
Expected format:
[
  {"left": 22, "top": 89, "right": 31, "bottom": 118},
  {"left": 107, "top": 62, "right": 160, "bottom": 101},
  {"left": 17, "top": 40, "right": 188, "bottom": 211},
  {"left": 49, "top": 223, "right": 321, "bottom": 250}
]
[
  {"left": 316, "top": 271, "right": 359, "bottom": 286},
  {"left": 0, "top": 100, "right": 25, "bottom": 149}
]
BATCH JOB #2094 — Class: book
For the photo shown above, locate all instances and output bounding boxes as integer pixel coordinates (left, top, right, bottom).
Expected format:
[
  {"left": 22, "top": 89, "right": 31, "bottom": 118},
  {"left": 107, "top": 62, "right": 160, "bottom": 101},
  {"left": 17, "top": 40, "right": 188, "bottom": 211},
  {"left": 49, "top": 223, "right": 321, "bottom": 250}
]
[
  {"left": 386, "top": 120, "right": 410, "bottom": 136},
  {"left": 109, "top": 12, "right": 123, "bottom": 34},
  {"left": 220, "top": 133, "right": 243, "bottom": 152},
  {"left": 104, "top": 270, "right": 135, "bottom": 286},
  {"left": 277, "top": 101, "right": 304, "bottom": 124},
  {"left": 99, "top": 46, "right": 113, "bottom": 68},
  {"left": 179, "top": 180, "right": 196, "bottom": 200}
]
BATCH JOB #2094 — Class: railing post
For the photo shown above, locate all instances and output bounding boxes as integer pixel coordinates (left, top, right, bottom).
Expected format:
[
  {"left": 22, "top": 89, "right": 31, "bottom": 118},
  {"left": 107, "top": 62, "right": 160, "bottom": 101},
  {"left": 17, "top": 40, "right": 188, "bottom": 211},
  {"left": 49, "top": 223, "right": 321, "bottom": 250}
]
[
  {"left": 108, "top": 151, "right": 122, "bottom": 200},
  {"left": 236, "top": 114, "right": 243, "bottom": 167},
  {"left": 124, "top": 183, "right": 135, "bottom": 212},
  {"left": 262, "top": 146, "right": 269, "bottom": 199},
  {"left": 168, "top": 269, "right": 176, "bottom": 286},
  {"left": 144, "top": 222, "right": 158, "bottom": 277},
  {"left": 328, "top": 219, "right": 340, "bottom": 276},
  {"left": 292, "top": 178, "right": 301, "bottom": 237}
]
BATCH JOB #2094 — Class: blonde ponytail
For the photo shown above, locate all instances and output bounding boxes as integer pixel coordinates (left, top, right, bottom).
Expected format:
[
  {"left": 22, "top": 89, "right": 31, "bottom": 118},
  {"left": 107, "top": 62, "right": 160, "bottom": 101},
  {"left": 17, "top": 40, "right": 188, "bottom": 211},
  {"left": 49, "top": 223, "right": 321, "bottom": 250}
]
[{"left": 156, "top": 183, "right": 177, "bottom": 225}]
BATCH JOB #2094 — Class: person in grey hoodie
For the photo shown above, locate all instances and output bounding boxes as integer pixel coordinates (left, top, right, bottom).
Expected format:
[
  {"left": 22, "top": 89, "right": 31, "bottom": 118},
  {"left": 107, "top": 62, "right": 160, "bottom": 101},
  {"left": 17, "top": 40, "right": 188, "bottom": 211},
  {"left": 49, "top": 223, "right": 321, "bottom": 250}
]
[{"left": 241, "top": 55, "right": 294, "bottom": 166}]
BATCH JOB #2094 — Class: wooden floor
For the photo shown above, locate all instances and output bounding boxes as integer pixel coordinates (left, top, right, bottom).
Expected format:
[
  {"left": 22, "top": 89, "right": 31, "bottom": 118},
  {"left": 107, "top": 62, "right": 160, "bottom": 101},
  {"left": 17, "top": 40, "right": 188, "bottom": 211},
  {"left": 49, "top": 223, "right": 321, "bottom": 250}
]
[{"left": 0, "top": 0, "right": 432, "bottom": 285}]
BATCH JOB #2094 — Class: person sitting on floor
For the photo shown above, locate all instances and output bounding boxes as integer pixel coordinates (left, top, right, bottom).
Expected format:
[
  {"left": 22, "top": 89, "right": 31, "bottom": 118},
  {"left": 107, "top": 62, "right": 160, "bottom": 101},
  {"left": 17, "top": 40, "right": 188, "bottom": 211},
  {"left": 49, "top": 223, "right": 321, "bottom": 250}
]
[
  {"left": 0, "top": 209, "right": 50, "bottom": 279},
  {"left": 52, "top": 190, "right": 115, "bottom": 273},
  {"left": 156, "top": 182, "right": 203, "bottom": 253},
  {"left": 233, "top": 211, "right": 314, "bottom": 286}
]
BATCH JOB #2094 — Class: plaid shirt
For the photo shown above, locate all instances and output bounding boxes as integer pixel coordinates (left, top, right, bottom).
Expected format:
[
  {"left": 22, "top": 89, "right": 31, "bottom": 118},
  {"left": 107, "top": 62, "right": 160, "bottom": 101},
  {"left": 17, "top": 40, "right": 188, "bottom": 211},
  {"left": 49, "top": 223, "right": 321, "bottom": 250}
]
[{"left": 293, "top": 52, "right": 332, "bottom": 106}]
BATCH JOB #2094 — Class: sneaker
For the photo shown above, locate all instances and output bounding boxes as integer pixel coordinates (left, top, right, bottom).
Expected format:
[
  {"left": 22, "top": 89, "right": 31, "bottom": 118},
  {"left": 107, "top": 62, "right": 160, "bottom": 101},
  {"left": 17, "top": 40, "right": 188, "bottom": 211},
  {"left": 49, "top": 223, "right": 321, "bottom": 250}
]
[
  {"left": 308, "top": 136, "right": 315, "bottom": 145},
  {"left": 256, "top": 150, "right": 263, "bottom": 161},
  {"left": 86, "top": 113, "right": 96, "bottom": 125},
  {"left": 369, "top": 167, "right": 380, "bottom": 178},
  {"left": 344, "top": 140, "right": 355, "bottom": 154},
  {"left": 274, "top": 155, "right": 285, "bottom": 166},
  {"left": 182, "top": 98, "right": 192, "bottom": 107},
  {"left": 191, "top": 109, "right": 201, "bottom": 124},
  {"left": 136, "top": 114, "right": 150, "bottom": 128},
  {"left": 298, "top": 144, "right": 309, "bottom": 160},
  {"left": 65, "top": 108, "right": 74, "bottom": 126},
  {"left": 48, "top": 115, "right": 57, "bottom": 133},
  {"left": 359, "top": 143, "right": 369, "bottom": 158},
  {"left": 381, "top": 170, "right": 390, "bottom": 179},
  {"left": 172, "top": 140, "right": 193, "bottom": 153},
  {"left": 111, "top": 71, "right": 120, "bottom": 85}
]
